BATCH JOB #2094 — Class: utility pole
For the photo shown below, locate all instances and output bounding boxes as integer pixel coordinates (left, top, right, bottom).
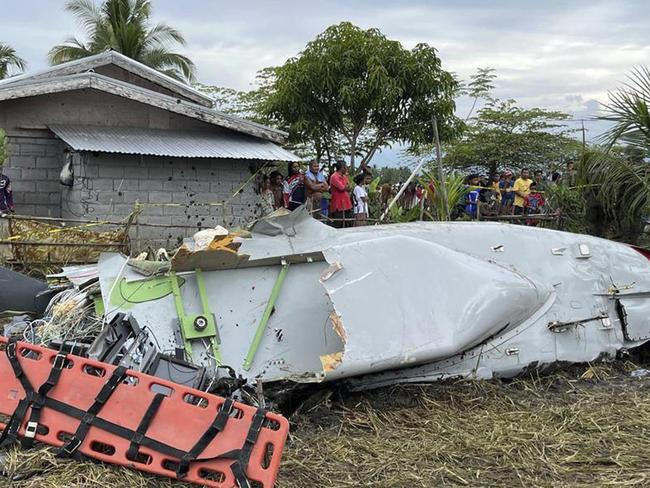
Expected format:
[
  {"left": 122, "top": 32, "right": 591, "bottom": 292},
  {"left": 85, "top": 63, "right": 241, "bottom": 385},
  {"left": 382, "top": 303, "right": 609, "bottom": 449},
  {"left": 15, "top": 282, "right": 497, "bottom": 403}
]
[{"left": 432, "top": 116, "right": 449, "bottom": 221}]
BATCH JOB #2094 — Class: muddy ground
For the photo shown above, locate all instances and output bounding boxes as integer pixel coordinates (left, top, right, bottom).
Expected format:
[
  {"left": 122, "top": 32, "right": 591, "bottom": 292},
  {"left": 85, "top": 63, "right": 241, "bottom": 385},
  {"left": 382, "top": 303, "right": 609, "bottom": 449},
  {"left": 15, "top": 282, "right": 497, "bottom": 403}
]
[{"left": 2, "top": 361, "right": 650, "bottom": 487}]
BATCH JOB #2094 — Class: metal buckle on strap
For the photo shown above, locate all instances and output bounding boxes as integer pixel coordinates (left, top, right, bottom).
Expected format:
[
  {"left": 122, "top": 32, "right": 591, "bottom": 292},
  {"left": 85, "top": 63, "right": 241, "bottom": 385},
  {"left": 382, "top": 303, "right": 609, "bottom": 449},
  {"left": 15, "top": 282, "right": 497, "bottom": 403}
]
[
  {"left": 62, "top": 437, "right": 82, "bottom": 456},
  {"left": 6, "top": 341, "right": 16, "bottom": 359},
  {"left": 246, "top": 411, "right": 266, "bottom": 444},
  {"left": 221, "top": 398, "right": 234, "bottom": 416},
  {"left": 24, "top": 421, "right": 38, "bottom": 439},
  {"left": 81, "top": 413, "right": 95, "bottom": 425},
  {"left": 53, "top": 353, "right": 67, "bottom": 370}
]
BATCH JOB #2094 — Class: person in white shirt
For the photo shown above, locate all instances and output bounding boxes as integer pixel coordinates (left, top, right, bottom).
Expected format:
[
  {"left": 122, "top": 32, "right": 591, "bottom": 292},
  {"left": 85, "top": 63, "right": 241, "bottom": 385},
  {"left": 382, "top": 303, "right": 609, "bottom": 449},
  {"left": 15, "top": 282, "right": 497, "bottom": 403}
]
[{"left": 352, "top": 173, "right": 371, "bottom": 226}]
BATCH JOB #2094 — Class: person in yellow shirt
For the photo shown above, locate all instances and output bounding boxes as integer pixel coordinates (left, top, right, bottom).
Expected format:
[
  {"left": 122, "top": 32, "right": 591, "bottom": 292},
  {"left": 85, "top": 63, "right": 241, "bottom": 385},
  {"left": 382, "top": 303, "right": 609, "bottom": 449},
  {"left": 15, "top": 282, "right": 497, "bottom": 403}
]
[{"left": 513, "top": 168, "right": 532, "bottom": 216}]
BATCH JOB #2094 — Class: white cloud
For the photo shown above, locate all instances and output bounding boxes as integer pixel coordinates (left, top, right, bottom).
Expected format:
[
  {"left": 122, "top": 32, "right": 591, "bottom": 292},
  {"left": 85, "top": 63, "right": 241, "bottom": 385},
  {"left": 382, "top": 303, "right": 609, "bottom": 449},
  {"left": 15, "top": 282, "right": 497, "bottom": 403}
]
[{"left": 4, "top": 0, "right": 650, "bottom": 136}]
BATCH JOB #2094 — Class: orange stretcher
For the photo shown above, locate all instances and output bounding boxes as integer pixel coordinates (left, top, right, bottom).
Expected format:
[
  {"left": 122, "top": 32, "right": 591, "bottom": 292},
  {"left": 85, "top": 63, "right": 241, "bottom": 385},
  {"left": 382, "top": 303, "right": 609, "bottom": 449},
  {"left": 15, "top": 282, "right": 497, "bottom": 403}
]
[{"left": 0, "top": 336, "right": 289, "bottom": 487}]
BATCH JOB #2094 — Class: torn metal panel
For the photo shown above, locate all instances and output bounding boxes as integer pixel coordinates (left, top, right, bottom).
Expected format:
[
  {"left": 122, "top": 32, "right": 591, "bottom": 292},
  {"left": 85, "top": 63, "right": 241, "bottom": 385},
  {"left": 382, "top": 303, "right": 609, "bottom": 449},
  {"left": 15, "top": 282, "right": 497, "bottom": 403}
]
[
  {"left": 618, "top": 297, "right": 650, "bottom": 341},
  {"left": 319, "top": 235, "right": 552, "bottom": 380}
]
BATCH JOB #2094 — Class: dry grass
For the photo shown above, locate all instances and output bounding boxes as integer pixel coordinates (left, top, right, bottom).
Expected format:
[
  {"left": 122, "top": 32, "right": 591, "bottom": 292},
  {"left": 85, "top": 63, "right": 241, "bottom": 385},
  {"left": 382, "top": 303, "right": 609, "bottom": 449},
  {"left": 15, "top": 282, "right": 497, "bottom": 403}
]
[
  {"left": 3, "top": 362, "right": 650, "bottom": 487},
  {"left": 7, "top": 219, "right": 125, "bottom": 265}
]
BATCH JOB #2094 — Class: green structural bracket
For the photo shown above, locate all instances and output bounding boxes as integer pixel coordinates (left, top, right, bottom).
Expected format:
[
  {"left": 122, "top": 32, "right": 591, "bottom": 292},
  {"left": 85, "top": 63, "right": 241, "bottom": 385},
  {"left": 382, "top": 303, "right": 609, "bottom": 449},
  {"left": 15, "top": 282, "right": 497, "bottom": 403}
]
[
  {"left": 243, "top": 261, "right": 290, "bottom": 371},
  {"left": 169, "top": 269, "right": 221, "bottom": 364}
]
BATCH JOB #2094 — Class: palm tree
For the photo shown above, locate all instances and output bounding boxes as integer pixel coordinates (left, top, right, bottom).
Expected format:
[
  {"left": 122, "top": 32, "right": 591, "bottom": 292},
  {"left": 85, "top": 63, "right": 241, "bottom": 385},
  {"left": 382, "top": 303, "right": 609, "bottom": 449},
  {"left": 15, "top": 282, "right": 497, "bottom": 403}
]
[
  {"left": 578, "top": 67, "right": 650, "bottom": 243},
  {"left": 49, "top": 0, "right": 196, "bottom": 83},
  {"left": 599, "top": 66, "right": 650, "bottom": 152},
  {"left": 0, "top": 43, "right": 27, "bottom": 79}
]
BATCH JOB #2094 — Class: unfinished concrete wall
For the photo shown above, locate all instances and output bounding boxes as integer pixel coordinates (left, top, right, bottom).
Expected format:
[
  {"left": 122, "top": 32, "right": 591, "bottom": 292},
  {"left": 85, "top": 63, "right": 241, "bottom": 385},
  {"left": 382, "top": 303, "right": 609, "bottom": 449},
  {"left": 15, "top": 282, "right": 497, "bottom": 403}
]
[
  {"left": 0, "top": 89, "right": 221, "bottom": 133},
  {"left": 93, "top": 65, "right": 199, "bottom": 104},
  {"left": 63, "top": 152, "right": 265, "bottom": 249},
  {"left": 0, "top": 90, "right": 267, "bottom": 244},
  {"left": 2, "top": 134, "right": 64, "bottom": 217}
]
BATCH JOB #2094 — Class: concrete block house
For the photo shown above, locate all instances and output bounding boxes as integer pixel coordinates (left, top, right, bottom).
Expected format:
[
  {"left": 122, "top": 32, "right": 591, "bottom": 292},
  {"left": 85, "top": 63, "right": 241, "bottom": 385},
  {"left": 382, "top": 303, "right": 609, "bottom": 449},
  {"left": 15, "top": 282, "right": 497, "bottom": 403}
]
[{"left": 0, "top": 51, "right": 298, "bottom": 247}]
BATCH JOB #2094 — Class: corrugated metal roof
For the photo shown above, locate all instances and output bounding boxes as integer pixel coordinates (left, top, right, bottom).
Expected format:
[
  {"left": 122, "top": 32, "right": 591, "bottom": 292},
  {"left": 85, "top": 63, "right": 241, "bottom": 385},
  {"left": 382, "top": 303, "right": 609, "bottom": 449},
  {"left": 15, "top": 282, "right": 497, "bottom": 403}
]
[{"left": 49, "top": 125, "right": 300, "bottom": 161}]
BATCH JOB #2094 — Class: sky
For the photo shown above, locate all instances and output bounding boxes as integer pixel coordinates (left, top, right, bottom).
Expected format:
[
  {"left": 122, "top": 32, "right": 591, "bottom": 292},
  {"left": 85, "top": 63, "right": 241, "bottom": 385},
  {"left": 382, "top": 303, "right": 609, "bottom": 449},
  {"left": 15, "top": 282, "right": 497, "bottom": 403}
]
[{"left": 2, "top": 0, "right": 649, "bottom": 165}]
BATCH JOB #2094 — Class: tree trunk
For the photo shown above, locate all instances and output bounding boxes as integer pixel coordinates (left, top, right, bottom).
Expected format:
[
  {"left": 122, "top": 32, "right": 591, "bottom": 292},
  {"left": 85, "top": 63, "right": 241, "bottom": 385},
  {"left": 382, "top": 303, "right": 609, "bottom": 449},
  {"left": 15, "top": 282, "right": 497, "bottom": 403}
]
[{"left": 349, "top": 135, "right": 357, "bottom": 174}]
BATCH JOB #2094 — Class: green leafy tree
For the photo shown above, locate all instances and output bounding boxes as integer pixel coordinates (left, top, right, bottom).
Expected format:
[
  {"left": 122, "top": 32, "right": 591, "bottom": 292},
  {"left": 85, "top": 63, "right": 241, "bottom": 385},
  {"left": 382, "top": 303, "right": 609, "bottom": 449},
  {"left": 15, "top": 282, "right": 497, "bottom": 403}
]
[
  {"left": 444, "top": 98, "right": 579, "bottom": 177},
  {"left": 373, "top": 166, "right": 414, "bottom": 185},
  {"left": 49, "top": 0, "right": 195, "bottom": 82},
  {"left": 457, "top": 67, "right": 496, "bottom": 121},
  {"left": 257, "top": 22, "right": 462, "bottom": 170},
  {"left": 0, "top": 43, "right": 27, "bottom": 79}
]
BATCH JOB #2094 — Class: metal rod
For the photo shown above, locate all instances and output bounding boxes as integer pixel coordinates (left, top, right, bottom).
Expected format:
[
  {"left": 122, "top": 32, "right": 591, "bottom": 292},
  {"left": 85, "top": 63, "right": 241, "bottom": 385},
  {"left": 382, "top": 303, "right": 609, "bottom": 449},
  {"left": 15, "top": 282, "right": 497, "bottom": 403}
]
[
  {"left": 243, "top": 261, "right": 290, "bottom": 371},
  {"left": 1, "top": 214, "right": 205, "bottom": 229},
  {"left": 378, "top": 156, "right": 428, "bottom": 223},
  {"left": 432, "top": 116, "right": 449, "bottom": 220},
  {"left": 1, "top": 214, "right": 127, "bottom": 225},
  {"left": 0, "top": 240, "right": 126, "bottom": 247}
]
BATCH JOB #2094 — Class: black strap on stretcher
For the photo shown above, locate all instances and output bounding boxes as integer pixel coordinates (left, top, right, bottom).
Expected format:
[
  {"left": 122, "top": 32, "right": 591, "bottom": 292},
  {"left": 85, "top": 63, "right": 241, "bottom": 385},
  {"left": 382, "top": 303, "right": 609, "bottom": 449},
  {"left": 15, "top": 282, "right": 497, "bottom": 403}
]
[
  {"left": 0, "top": 340, "right": 268, "bottom": 487},
  {"left": 57, "top": 365, "right": 128, "bottom": 459},
  {"left": 126, "top": 392, "right": 165, "bottom": 461},
  {"left": 0, "top": 337, "right": 66, "bottom": 449},
  {"left": 175, "top": 397, "right": 235, "bottom": 478}
]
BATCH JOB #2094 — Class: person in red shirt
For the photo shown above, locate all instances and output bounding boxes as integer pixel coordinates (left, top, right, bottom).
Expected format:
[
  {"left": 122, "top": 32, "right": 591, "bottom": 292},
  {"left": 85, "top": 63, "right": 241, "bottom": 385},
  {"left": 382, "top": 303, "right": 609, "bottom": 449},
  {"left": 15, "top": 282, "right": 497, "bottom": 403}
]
[{"left": 329, "top": 161, "right": 353, "bottom": 228}]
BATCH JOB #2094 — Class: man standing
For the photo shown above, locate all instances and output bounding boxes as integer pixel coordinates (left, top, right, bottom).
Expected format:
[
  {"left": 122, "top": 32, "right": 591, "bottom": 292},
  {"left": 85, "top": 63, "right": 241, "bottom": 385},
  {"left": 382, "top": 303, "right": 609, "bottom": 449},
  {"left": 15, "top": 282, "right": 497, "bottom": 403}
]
[
  {"left": 534, "top": 170, "right": 548, "bottom": 193},
  {"left": 513, "top": 168, "right": 532, "bottom": 216},
  {"left": 0, "top": 169, "right": 14, "bottom": 216},
  {"left": 499, "top": 170, "right": 515, "bottom": 214},
  {"left": 304, "top": 159, "right": 329, "bottom": 219},
  {"left": 565, "top": 160, "right": 577, "bottom": 187},
  {"left": 329, "top": 161, "right": 353, "bottom": 228}
]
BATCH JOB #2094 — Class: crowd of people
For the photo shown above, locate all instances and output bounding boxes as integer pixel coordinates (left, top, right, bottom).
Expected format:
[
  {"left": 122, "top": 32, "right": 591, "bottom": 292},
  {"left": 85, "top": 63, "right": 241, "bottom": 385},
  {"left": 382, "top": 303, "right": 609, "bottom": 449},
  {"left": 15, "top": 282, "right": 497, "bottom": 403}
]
[
  {"left": 460, "top": 161, "right": 577, "bottom": 225},
  {"left": 259, "top": 159, "right": 579, "bottom": 228},
  {"left": 259, "top": 159, "right": 373, "bottom": 227}
]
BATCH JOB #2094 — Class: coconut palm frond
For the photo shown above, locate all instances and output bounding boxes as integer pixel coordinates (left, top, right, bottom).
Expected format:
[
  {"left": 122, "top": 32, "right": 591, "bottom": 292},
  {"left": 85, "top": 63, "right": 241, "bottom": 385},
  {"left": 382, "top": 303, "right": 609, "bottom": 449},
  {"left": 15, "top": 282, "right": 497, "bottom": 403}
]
[
  {"left": 599, "top": 67, "right": 650, "bottom": 151},
  {"left": 65, "top": 0, "right": 104, "bottom": 38},
  {"left": 145, "top": 23, "right": 187, "bottom": 48},
  {"left": 0, "top": 43, "right": 27, "bottom": 79},
  {"left": 48, "top": 38, "right": 94, "bottom": 65},
  {"left": 141, "top": 48, "right": 195, "bottom": 83},
  {"left": 50, "top": 0, "right": 196, "bottom": 80},
  {"left": 581, "top": 149, "right": 650, "bottom": 225}
]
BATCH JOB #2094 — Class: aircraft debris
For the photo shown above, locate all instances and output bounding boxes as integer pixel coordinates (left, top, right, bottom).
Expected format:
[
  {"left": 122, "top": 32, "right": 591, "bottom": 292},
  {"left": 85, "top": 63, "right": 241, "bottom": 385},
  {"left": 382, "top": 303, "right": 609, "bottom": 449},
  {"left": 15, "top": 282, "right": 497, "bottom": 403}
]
[{"left": 5, "top": 205, "right": 650, "bottom": 484}]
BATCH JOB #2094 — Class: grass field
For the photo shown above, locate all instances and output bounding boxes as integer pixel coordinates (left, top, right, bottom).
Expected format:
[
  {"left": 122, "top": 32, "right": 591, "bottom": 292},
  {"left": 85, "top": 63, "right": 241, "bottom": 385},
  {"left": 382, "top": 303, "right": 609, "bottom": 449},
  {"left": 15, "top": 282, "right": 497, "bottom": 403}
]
[{"left": 3, "top": 361, "right": 650, "bottom": 487}]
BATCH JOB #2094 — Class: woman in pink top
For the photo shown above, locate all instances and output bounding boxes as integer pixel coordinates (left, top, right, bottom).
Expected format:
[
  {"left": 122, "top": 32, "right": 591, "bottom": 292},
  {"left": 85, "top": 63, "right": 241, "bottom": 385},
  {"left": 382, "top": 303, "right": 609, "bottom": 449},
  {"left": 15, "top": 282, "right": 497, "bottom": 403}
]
[{"left": 329, "top": 161, "right": 352, "bottom": 228}]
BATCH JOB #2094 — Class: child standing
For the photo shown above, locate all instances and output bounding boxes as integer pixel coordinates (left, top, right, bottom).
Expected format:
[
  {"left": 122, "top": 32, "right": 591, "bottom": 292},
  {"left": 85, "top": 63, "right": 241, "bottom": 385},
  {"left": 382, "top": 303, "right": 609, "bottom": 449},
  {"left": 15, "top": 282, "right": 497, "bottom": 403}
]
[
  {"left": 352, "top": 173, "right": 370, "bottom": 226},
  {"left": 524, "top": 181, "right": 545, "bottom": 226}
]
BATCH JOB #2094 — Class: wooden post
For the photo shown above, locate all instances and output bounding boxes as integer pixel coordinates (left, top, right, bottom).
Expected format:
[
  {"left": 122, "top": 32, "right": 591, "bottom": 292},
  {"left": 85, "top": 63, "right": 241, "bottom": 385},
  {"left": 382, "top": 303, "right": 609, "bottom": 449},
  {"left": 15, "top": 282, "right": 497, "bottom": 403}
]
[
  {"left": 419, "top": 188, "right": 426, "bottom": 221},
  {"left": 432, "top": 117, "right": 449, "bottom": 221},
  {"left": 134, "top": 201, "right": 140, "bottom": 256}
]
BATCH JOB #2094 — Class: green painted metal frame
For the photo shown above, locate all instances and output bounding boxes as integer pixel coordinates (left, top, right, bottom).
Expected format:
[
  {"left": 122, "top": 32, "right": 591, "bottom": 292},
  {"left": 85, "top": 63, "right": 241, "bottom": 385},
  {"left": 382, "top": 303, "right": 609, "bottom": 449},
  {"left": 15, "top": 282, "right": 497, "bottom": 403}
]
[
  {"left": 169, "top": 269, "right": 222, "bottom": 364},
  {"left": 243, "top": 261, "right": 290, "bottom": 371}
]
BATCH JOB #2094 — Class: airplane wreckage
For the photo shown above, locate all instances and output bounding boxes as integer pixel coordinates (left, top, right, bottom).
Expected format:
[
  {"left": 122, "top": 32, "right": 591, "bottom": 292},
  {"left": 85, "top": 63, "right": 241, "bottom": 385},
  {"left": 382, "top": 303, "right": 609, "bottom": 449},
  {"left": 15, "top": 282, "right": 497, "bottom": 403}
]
[
  {"left": 3, "top": 207, "right": 650, "bottom": 486},
  {"left": 7, "top": 206, "right": 650, "bottom": 391}
]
